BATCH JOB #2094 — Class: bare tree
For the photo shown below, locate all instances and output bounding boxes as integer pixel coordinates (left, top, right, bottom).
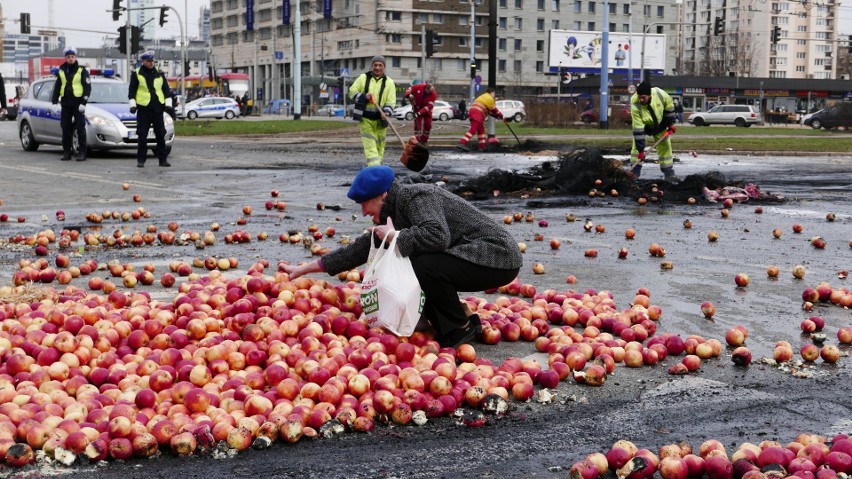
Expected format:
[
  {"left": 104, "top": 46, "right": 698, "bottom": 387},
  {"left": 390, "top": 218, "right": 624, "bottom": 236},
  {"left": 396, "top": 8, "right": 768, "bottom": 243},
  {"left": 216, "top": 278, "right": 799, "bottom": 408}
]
[
  {"left": 700, "top": 32, "right": 759, "bottom": 77},
  {"left": 700, "top": 36, "right": 728, "bottom": 76},
  {"left": 838, "top": 47, "right": 852, "bottom": 80}
]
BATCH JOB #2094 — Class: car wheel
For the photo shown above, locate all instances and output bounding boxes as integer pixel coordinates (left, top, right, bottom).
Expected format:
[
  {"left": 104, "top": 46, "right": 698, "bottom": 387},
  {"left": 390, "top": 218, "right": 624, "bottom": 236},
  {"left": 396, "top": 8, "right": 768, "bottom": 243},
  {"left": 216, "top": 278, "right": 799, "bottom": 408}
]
[
  {"left": 735, "top": 118, "right": 746, "bottom": 128},
  {"left": 20, "top": 121, "right": 40, "bottom": 152},
  {"left": 692, "top": 117, "right": 706, "bottom": 127},
  {"left": 439, "top": 113, "right": 449, "bottom": 121},
  {"left": 187, "top": 111, "right": 198, "bottom": 120},
  {"left": 405, "top": 112, "right": 414, "bottom": 121},
  {"left": 513, "top": 113, "right": 524, "bottom": 122},
  {"left": 811, "top": 120, "right": 822, "bottom": 130},
  {"left": 225, "top": 110, "right": 235, "bottom": 119}
]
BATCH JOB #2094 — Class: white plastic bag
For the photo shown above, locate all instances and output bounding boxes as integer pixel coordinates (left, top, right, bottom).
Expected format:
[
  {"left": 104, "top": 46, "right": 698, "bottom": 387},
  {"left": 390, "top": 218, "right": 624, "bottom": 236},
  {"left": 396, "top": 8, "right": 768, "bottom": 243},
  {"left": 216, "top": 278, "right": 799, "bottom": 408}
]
[{"left": 360, "top": 233, "right": 425, "bottom": 336}]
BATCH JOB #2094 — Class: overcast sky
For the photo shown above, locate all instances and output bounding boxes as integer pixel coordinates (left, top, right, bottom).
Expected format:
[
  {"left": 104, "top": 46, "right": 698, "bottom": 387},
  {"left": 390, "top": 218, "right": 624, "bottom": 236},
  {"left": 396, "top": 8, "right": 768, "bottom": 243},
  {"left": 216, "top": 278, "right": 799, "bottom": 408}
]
[
  {"left": 4, "top": 0, "right": 851, "bottom": 48},
  {"left": 4, "top": 0, "right": 208, "bottom": 48}
]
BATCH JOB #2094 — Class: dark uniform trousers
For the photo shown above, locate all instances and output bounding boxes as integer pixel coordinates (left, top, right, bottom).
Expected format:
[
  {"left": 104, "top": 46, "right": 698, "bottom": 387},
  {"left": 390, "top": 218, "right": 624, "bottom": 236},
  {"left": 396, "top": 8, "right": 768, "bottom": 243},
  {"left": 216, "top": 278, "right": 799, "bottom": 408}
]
[
  {"left": 61, "top": 101, "right": 87, "bottom": 157},
  {"left": 136, "top": 106, "right": 167, "bottom": 164}
]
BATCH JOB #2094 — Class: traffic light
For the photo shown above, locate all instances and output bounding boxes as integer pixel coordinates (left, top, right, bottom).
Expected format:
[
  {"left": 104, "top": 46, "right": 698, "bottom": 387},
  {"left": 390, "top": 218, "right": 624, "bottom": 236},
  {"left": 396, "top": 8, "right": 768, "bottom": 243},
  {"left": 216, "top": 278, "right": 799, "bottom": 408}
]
[
  {"left": 470, "top": 58, "right": 477, "bottom": 79},
  {"left": 159, "top": 7, "right": 169, "bottom": 27},
  {"left": 116, "top": 26, "right": 127, "bottom": 54},
  {"left": 184, "top": 60, "right": 191, "bottom": 76},
  {"left": 337, "top": 77, "right": 344, "bottom": 89},
  {"left": 20, "top": 13, "right": 31, "bottom": 34},
  {"left": 130, "top": 26, "right": 143, "bottom": 55},
  {"left": 112, "top": 0, "right": 122, "bottom": 21},
  {"left": 713, "top": 17, "right": 724, "bottom": 36},
  {"left": 425, "top": 30, "right": 435, "bottom": 58},
  {"left": 771, "top": 25, "right": 781, "bottom": 44}
]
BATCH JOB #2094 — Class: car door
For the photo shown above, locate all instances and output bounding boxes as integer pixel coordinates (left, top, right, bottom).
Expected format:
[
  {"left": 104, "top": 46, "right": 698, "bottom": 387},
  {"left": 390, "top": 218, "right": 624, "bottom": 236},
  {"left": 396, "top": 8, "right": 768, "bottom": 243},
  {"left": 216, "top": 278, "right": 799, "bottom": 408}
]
[
  {"left": 33, "top": 81, "right": 62, "bottom": 143},
  {"left": 195, "top": 99, "right": 214, "bottom": 118}
]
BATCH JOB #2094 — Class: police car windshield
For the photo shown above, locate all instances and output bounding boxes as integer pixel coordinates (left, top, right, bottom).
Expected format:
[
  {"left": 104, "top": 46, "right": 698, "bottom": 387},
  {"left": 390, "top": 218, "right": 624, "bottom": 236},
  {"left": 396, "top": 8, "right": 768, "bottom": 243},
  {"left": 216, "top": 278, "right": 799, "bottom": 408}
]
[{"left": 88, "top": 82, "right": 128, "bottom": 104}]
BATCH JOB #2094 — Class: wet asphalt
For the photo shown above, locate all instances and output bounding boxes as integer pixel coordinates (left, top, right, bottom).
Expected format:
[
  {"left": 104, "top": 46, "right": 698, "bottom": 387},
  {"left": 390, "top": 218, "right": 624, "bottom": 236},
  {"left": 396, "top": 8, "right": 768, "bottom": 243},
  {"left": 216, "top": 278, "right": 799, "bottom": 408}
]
[{"left": 0, "top": 121, "right": 850, "bottom": 478}]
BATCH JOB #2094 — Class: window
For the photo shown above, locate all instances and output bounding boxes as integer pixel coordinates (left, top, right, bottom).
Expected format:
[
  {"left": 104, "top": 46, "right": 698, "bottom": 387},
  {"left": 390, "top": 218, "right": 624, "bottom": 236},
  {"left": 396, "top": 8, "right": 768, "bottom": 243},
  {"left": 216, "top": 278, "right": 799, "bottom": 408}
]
[
  {"left": 538, "top": 0, "right": 545, "bottom": 9},
  {"left": 498, "top": 38, "right": 507, "bottom": 50},
  {"left": 514, "top": 17, "right": 522, "bottom": 29},
  {"left": 338, "top": 40, "right": 353, "bottom": 49},
  {"left": 514, "top": 39, "right": 522, "bottom": 50},
  {"left": 588, "top": 21, "right": 595, "bottom": 30},
  {"left": 387, "top": 34, "right": 402, "bottom": 43},
  {"left": 536, "top": 60, "right": 544, "bottom": 72},
  {"left": 796, "top": 52, "right": 805, "bottom": 58},
  {"left": 416, "top": 13, "right": 428, "bottom": 23},
  {"left": 623, "top": 23, "right": 629, "bottom": 32},
  {"left": 643, "top": 5, "right": 651, "bottom": 15},
  {"left": 499, "top": 17, "right": 507, "bottom": 28},
  {"left": 551, "top": 0, "right": 560, "bottom": 11},
  {"left": 610, "top": 22, "right": 616, "bottom": 31},
  {"left": 609, "top": 3, "right": 616, "bottom": 13},
  {"left": 536, "top": 39, "right": 545, "bottom": 51},
  {"left": 459, "top": 16, "right": 469, "bottom": 26},
  {"left": 537, "top": 18, "right": 545, "bottom": 30},
  {"left": 259, "top": 9, "right": 272, "bottom": 21},
  {"left": 498, "top": 59, "right": 507, "bottom": 71},
  {"left": 227, "top": 0, "right": 238, "bottom": 8},
  {"left": 460, "top": 37, "right": 468, "bottom": 47},
  {"left": 212, "top": 18, "right": 223, "bottom": 29},
  {"left": 432, "top": 13, "right": 444, "bottom": 23},
  {"left": 513, "top": 60, "right": 522, "bottom": 72},
  {"left": 657, "top": 6, "right": 664, "bottom": 16},
  {"left": 386, "top": 11, "right": 401, "bottom": 21},
  {"left": 212, "top": 1, "right": 223, "bottom": 13},
  {"left": 391, "top": 57, "right": 400, "bottom": 67},
  {"left": 574, "top": 0, "right": 581, "bottom": 12},
  {"left": 552, "top": 19, "right": 559, "bottom": 29},
  {"left": 515, "top": 0, "right": 522, "bottom": 8},
  {"left": 499, "top": 0, "right": 507, "bottom": 6},
  {"left": 796, "top": 65, "right": 805, "bottom": 72},
  {"left": 434, "top": 58, "right": 442, "bottom": 70},
  {"left": 588, "top": 2, "right": 595, "bottom": 12},
  {"left": 458, "top": 59, "right": 467, "bottom": 70},
  {"left": 227, "top": 15, "right": 239, "bottom": 27},
  {"left": 574, "top": 20, "right": 582, "bottom": 29},
  {"left": 623, "top": 3, "right": 630, "bottom": 14}
]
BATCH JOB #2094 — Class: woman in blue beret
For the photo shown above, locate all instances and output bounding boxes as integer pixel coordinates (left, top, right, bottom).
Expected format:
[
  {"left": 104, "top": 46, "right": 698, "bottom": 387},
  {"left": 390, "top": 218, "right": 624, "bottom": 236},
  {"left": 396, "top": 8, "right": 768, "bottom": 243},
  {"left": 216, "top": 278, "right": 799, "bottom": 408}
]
[{"left": 279, "top": 166, "right": 523, "bottom": 349}]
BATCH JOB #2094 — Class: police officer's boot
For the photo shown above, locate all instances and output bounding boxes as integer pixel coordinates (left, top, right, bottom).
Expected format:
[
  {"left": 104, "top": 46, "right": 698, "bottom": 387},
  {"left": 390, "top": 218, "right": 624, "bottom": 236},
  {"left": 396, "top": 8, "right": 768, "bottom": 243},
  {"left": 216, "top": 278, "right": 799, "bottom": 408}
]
[
  {"left": 662, "top": 167, "right": 680, "bottom": 185},
  {"left": 61, "top": 152, "right": 72, "bottom": 161}
]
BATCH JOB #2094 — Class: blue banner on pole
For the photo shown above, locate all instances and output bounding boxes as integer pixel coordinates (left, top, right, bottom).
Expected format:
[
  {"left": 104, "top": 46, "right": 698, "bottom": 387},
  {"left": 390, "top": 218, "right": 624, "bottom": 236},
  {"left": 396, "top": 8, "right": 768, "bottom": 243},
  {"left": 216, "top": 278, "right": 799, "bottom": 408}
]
[
  {"left": 283, "top": 1, "right": 290, "bottom": 25},
  {"left": 246, "top": 0, "right": 254, "bottom": 31},
  {"left": 323, "top": 0, "right": 332, "bottom": 19}
]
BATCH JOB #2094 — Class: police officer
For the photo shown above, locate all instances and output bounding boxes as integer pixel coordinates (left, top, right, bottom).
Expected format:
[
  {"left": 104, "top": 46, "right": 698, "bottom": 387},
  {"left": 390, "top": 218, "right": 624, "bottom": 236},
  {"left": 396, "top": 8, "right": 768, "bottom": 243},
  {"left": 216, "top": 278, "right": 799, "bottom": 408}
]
[
  {"left": 0, "top": 72, "right": 7, "bottom": 119},
  {"left": 51, "top": 47, "right": 91, "bottom": 161},
  {"left": 128, "top": 51, "right": 176, "bottom": 168}
]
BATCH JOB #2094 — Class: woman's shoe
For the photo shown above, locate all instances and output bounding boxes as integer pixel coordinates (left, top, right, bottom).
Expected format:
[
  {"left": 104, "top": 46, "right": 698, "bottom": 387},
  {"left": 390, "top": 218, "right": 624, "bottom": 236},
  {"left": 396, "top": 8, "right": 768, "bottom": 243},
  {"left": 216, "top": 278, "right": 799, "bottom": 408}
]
[{"left": 438, "top": 323, "right": 476, "bottom": 349}]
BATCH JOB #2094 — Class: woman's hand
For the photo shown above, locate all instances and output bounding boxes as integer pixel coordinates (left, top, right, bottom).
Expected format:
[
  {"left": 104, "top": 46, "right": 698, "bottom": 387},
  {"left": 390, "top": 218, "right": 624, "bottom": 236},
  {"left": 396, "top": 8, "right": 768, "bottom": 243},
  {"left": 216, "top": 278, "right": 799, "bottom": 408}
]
[
  {"left": 369, "top": 217, "right": 396, "bottom": 241},
  {"left": 277, "top": 260, "right": 322, "bottom": 279}
]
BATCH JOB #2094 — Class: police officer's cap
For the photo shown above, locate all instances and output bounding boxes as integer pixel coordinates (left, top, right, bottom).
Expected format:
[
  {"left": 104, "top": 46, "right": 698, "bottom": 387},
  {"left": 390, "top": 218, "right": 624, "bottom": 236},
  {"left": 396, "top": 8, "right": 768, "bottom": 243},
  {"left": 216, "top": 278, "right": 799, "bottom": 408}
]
[
  {"left": 64, "top": 47, "right": 77, "bottom": 56},
  {"left": 140, "top": 51, "right": 156, "bottom": 61}
]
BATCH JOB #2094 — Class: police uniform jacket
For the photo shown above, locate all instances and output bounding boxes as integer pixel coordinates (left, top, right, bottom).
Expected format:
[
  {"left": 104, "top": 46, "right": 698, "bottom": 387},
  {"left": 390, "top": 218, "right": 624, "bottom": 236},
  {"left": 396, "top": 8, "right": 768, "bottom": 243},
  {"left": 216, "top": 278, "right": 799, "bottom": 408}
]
[
  {"left": 51, "top": 63, "right": 91, "bottom": 106},
  {"left": 129, "top": 66, "right": 175, "bottom": 112}
]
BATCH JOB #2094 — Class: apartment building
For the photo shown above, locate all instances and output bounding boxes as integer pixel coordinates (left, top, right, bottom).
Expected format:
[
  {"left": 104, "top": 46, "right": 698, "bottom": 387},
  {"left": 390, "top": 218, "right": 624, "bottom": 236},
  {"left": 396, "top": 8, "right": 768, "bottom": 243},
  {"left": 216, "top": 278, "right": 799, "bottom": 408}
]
[
  {"left": 680, "top": 0, "right": 839, "bottom": 79},
  {"left": 208, "top": 0, "right": 680, "bottom": 103}
]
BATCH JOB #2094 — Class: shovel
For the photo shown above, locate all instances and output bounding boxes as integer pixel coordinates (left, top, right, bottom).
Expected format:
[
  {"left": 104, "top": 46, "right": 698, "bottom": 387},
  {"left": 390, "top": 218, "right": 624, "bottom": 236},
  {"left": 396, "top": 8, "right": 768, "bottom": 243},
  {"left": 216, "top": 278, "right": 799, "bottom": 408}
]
[
  {"left": 503, "top": 119, "right": 522, "bottom": 147},
  {"left": 649, "top": 129, "right": 673, "bottom": 151},
  {"left": 372, "top": 98, "right": 429, "bottom": 172}
]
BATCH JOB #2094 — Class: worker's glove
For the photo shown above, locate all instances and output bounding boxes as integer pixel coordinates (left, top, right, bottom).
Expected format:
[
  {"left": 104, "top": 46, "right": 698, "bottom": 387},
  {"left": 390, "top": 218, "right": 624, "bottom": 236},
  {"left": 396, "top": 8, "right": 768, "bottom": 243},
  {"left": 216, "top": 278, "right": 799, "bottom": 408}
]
[
  {"left": 666, "top": 125, "right": 677, "bottom": 135},
  {"left": 413, "top": 111, "right": 419, "bottom": 119},
  {"left": 637, "top": 152, "right": 646, "bottom": 162},
  {"left": 496, "top": 113, "right": 504, "bottom": 120},
  {"left": 129, "top": 99, "right": 137, "bottom": 115},
  {"left": 403, "top": 89, "right": 411, "bottom": 98},
  {"left": 382, "top": 106, "right": 394, "bottom": 117},
  {"left": 78, "top": 104, "right": 86, "bottom": 113}
]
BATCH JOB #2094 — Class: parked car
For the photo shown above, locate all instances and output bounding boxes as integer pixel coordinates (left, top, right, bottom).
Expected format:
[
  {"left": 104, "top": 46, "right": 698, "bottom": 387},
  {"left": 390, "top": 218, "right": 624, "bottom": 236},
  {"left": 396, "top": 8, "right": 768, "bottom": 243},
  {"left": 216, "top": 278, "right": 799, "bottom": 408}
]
[
  {"left": 393, "top": 100, "right": 457, "bottom": 121},
  {"left": 316, "top": 104, "right": 345, "bottom": 117},
  {"left": 688, "top": 104, "right": 761, "bottom": 127},
  {"left": 803, "top": 103, "right": 852, "bottom": 130},
  {"left": 496, "top": 100, "right": 526, "bottom": 122},
  {"left": 17, "top": 74, "right": 175, "bottom": 155},
  {"left": 581, "top": 104, "right": 632, "bottom": 124},
  {"left": 180, "top": 97, "right": 241, "bottom": 120}
]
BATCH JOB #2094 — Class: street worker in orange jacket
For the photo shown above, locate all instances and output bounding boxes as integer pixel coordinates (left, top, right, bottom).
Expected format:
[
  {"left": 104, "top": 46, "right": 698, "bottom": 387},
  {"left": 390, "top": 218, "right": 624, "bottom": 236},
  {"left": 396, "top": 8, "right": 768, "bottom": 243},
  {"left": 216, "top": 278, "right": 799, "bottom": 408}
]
[{"left": 457, "top": 88, "right": 503, "bottom": 152}]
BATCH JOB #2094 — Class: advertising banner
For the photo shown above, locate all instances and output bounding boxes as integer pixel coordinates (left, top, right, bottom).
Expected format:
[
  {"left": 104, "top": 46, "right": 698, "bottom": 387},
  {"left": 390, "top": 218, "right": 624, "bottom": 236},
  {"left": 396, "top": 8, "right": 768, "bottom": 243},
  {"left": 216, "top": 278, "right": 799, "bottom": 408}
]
[
  {"left": 246, "top": 0, "right": 254, "bottom": 31},
  {"left": 283, "top": 1, "right": 290, "bottom": 25},
  {"left": 323, "top": 0, "right": 332, "bottom": 19},
  {"left": 548, "top": 30, "right": 666, "bottom": 72}
]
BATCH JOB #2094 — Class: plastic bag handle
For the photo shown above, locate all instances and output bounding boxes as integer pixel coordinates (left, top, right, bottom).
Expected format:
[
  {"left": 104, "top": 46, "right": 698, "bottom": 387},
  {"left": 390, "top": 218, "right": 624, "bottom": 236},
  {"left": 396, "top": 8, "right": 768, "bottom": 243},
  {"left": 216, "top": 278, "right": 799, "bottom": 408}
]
[{"left": 363, "top": 232, "right": 394, "bottom": 278}]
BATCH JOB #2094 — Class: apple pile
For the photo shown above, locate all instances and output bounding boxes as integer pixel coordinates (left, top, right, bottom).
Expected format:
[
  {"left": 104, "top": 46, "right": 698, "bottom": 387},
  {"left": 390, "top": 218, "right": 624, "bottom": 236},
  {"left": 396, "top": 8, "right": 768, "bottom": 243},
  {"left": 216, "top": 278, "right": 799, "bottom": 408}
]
[{"left": 570, "top": 434, "right": 852, "bottom": 479}]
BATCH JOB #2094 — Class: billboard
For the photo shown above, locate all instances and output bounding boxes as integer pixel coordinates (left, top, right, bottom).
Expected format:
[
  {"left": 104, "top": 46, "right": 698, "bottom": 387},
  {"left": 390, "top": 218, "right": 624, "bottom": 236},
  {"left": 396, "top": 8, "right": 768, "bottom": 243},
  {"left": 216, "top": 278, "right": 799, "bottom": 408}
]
[{"left": 548, "top": 30, "right": 666, "bottom": 73}]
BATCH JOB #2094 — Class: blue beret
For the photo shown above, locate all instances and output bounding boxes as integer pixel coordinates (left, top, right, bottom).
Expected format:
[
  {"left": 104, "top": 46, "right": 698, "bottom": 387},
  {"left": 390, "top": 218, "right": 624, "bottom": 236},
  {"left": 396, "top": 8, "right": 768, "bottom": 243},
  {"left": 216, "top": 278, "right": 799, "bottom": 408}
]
[
  {"left": 347, "top": 166, "right": 395, "bottom": 203},
  {"left": 140, "top": 51, "right": 156, "bottom": 60}
]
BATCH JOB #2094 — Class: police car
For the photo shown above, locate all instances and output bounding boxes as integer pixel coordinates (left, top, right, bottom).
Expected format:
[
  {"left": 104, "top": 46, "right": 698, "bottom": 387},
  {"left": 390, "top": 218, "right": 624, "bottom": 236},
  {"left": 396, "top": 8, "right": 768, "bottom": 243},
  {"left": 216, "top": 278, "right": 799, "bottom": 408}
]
[
  {"left": 16, "top": 69, "right": 175, "bottom": 155},
  {"left": 179, "top": 97, "right": 241, "bottom": 120}
]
